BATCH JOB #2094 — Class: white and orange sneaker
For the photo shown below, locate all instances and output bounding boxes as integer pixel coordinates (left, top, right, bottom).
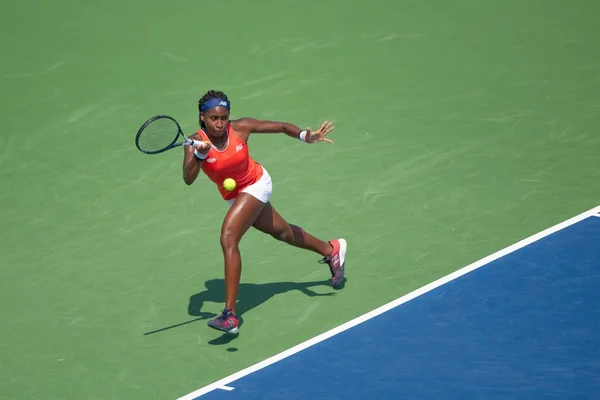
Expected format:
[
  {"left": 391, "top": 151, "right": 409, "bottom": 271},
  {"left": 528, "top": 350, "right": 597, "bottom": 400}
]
[{"left": 320, "top": 239, "right": 347, "bottom": 289}]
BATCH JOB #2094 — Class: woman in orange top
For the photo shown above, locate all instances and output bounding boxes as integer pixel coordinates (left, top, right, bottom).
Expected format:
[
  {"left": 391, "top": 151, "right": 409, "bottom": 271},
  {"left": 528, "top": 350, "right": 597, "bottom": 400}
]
[{"left": 183, "top": 90, "right": 347, "bottom": 334}]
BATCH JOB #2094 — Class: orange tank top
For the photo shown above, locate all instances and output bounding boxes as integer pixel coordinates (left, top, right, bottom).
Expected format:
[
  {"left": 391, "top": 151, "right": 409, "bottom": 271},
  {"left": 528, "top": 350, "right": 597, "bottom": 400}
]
[{"left": 196, "top": 126, "right": 264, "bottom": 200}]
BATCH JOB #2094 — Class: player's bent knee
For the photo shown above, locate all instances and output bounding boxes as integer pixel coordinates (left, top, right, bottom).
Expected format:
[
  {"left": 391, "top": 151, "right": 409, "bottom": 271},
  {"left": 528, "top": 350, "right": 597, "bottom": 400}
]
[
  {"left": 272, "top": 230, "right": 288, "bottom": 242},
  {"left": 272, "top": 226, "right": 295, "bottom": 244},
  {"left": 220, "top": 229, "right": 239, "bottom": 249}
]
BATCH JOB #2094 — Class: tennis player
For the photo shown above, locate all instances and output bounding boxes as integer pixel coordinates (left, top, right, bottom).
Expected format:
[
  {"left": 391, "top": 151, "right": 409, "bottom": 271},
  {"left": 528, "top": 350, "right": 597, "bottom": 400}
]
[{"left": 183, "top": 90, "right": 347, "bottom": 334}]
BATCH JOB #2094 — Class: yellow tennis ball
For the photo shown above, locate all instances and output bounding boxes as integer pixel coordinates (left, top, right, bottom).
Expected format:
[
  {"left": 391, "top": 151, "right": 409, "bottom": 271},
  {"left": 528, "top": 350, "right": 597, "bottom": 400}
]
[{"left": 223, "top": 178, "right": 236, "bottom": 191}]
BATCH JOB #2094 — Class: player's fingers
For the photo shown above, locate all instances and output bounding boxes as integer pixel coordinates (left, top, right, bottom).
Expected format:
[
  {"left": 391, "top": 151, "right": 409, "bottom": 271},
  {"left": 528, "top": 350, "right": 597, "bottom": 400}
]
[
  {"left": 316, "top": 122, "right": 329, "bottom": 135},
  {"left": 197, "top": 141, "right": 212, "bottom": 152},
  {"left": 321, "top": 121, "right": 332, "bottom": 131},
  {"left": 326, "top": 122, "right": 336, "bottom": 134},
  {"left": 315, "top": 121, "right": 325, "bottom": 133}
]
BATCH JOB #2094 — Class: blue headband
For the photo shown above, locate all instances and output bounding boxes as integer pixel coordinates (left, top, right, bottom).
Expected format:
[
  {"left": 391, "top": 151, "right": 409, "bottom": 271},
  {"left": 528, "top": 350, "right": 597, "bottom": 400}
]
[{"left": 201, "top": 98, "right": 231, "bottom": 113}]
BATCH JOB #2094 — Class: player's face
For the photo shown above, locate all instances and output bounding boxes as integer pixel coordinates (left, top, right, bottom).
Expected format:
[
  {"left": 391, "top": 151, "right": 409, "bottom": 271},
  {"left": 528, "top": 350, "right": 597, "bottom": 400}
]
[{"left": 201, "top": 107, "right": 230, "bottom": 137}]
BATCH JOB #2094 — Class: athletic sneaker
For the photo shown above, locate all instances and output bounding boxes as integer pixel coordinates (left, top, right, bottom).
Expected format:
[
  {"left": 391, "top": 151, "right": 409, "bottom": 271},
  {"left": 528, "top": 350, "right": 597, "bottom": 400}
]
[
  {"left": 319, "top": 238, "right": 347, "bottom": 289},
  {"left": 207, "top": 309, "right": 239, "bottom": 334}
]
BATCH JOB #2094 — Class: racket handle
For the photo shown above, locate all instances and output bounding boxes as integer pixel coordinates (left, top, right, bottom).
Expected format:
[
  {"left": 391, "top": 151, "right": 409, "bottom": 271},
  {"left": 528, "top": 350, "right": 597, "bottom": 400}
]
[
  {"left": 187, "top": 139, "right": 204, "bottom": 147},
  {"left": 185, "top": 137, "right": 213, "bottom": 152}
]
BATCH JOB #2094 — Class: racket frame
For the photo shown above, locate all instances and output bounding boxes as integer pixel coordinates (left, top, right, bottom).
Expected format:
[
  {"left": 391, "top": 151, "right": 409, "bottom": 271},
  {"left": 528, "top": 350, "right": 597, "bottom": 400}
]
[{"left": 135, "top": 115, "right": 204, "bottom": 155}]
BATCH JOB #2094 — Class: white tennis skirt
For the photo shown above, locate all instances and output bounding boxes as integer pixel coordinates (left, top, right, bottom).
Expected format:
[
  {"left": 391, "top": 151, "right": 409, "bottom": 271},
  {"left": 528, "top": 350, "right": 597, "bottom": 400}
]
[{"left": 226, "top": 166, "right": 272, "bottom": 207}]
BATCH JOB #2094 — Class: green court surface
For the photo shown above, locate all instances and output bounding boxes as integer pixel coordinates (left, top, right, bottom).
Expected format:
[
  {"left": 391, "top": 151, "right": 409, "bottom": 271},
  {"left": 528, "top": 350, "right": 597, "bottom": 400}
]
[{"left": 1, "top": 1, "right": 599, "bottom": 399}]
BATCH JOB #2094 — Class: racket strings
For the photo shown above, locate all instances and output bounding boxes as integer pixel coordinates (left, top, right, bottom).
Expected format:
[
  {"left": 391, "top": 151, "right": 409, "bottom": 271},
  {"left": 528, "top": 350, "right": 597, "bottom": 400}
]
[{"left": 137, "top": 117, "right": 181, "bottom": 153}]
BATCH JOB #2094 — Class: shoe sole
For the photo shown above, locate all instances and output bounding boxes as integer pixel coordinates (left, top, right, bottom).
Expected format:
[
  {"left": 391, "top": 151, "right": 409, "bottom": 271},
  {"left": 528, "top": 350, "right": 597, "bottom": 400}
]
[
  {"left": 226, "top": 327, "right": 239, "bottom": 335},
  {"left": 208, "top": 323, "right": 239, "bottom": 335}
]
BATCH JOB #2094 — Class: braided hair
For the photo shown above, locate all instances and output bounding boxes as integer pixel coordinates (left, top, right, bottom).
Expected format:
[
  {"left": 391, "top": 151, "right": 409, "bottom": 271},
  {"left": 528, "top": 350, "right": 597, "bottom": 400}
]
[{"left": 198, "top": 90, "right": 229, "bottom": 129}]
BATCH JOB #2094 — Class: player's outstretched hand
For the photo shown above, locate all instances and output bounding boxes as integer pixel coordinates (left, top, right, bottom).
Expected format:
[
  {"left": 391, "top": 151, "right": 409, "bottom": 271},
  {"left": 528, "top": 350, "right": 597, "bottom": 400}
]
[{"left": 306, "top": 121, "right": 335, "bottom": 144}]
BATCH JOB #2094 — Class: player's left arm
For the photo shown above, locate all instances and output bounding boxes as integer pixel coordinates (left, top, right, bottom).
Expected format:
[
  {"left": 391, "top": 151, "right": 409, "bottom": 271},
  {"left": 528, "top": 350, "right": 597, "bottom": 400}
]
[{"left": 231, "top": 118, "right": 335, "bottom": 144}]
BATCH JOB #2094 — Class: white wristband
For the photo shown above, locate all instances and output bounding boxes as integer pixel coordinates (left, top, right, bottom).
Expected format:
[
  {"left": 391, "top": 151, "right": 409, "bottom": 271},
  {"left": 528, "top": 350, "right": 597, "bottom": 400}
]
[
  {"left": 194, "top": 148, "right": 208, "bottom": 160},
  {"left": 298, "top": 130, "right": 308, "bottom": 143}
]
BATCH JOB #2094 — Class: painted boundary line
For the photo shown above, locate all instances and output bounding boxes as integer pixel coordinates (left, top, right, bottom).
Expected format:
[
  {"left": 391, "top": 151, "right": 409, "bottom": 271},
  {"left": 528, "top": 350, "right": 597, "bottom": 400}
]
[{"left": 177, "top": 204, "right": 600, "bottom": 400}]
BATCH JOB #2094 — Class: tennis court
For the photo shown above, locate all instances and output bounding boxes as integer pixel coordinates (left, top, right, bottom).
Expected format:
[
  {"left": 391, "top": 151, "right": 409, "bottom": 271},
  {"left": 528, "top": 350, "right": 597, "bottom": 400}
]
[
  {"left": 1, "top": 1, "right": 599, "bottom": 399},
  {"left": 182, "top": 207, "right": 600, "bottom": 399}
]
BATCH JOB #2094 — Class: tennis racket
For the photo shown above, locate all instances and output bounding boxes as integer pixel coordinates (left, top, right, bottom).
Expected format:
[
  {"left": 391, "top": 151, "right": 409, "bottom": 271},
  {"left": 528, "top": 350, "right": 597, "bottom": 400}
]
[{"left": 135, "top": 115, "right": 207, "bottom": 155}]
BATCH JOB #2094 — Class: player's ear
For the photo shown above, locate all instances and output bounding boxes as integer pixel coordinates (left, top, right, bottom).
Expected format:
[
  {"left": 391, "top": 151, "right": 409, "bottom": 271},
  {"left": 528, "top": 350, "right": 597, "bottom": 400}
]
[{"left": 199, "top": 112, "right": 204, "bottom": 125}]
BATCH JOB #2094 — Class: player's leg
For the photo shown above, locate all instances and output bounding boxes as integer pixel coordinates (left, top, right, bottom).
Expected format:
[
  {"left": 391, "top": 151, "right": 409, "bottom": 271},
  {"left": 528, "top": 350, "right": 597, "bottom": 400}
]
[
  {"left": 207, "top": 193, "right": 266, "bottom": 334},
  {"left": 252, "top": 202, "right": 347, "bottom": 289},
  {"left": 221, "top": 193, "right": 266, "bottom": 313},
  {"left": 252, "top": 202, "right": 331, "bottom": 256}
]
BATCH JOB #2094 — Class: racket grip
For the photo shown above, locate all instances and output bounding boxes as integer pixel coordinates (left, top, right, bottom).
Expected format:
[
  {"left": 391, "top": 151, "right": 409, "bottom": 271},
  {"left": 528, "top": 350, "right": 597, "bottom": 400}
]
[
  {"left": 186, "top": 138, "right": 212, "bottom": 152},
  {"left": 187, "top": 139, "right": 203, "bottom": 147}
]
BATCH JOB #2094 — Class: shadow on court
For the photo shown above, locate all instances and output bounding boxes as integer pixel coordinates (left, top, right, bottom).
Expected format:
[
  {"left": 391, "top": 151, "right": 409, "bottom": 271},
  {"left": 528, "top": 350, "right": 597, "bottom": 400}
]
[{"left": 143, "top": 278, "right": 335, "bottom": 344}]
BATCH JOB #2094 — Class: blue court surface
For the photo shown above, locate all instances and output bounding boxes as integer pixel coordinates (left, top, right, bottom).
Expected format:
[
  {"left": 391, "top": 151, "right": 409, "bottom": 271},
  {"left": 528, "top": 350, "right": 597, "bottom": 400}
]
[{"left": 180, "top": 207, "right": 600, "bottom": 400}]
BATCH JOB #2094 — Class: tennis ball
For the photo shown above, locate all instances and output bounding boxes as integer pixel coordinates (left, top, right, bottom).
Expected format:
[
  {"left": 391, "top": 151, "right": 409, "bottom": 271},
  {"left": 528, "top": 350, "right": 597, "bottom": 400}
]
[{"left": 223, "top": 178, "right": 236, "bottom": 191}]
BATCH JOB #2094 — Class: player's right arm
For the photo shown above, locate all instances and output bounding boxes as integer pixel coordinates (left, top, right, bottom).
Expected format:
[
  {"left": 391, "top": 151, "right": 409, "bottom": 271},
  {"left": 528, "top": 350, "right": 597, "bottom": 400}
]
[{"left": 182, "top": 133, "right": 211, "bottom": 185}]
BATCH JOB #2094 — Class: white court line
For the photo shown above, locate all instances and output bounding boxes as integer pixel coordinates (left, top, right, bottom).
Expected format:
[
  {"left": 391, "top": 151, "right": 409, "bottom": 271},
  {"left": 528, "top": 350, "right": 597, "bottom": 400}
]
[{"left": 177, "top": 204, "right": 600, "bottom": 400}]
